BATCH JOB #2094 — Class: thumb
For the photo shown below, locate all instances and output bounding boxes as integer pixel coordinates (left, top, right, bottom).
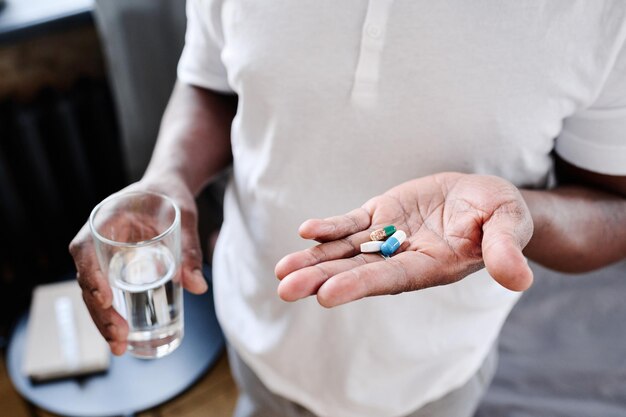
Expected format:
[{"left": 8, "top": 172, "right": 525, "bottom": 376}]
[
  {"left": 482, "top": 207, "right": 534, "bottom": 292},
  {"left": 180, "top": 208, "right": 208, "bottom": 294}
]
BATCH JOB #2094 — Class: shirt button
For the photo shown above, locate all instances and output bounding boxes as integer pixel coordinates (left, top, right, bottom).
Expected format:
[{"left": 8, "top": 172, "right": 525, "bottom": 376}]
[{"left": 366, "top": 24, "right": 381, "bottom": 39}]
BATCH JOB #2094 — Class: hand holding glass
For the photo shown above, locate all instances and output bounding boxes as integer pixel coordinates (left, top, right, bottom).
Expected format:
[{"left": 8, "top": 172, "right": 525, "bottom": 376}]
[{"left": 89, "top": 191, "right": 183, "bottom": 359}]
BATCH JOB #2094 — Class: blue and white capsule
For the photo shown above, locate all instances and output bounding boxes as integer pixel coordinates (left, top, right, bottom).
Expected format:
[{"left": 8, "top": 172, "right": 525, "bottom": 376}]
[{"left": 380, "top": 230, "right": 407, "bottom": 257}]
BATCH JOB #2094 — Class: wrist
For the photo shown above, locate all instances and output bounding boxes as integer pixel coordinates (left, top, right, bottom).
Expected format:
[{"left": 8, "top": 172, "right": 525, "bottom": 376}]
[
  {"left": 143, "top": 156, "right": 225, "bottom": 197},
  {"left": 519, "top": 188, "right": 554, "bottom": 256},
  {"left": 137, "top": 172, "right": 196, "bottom": 211},
  {"left": 142, "top": 167, "right": 187, "bottom": 190}
]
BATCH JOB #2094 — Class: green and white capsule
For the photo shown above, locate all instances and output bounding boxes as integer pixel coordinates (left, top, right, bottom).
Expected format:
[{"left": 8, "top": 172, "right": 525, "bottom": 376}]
[{"left": 370, "top": 225, "right": 397, "bottom": 241}]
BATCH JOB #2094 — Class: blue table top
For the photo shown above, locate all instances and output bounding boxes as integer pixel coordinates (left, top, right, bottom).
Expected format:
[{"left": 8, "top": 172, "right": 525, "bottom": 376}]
[
  {"left": 7, "top": 271, "right": 225, "bottom": 417},
  {"left": 0, "top": 0, "right": 94, "bottom": 44}
]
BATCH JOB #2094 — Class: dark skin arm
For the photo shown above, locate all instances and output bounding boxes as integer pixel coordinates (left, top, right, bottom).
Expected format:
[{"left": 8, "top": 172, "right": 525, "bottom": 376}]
[
  {"left": 522, "top": 155, "right": 626, "bottom": 272},
  {"left": 145, "top": 81, "right": 237, "bottom": 195},
  {"left": 70, "top": 82, "right": 237, "bottom": 354}
]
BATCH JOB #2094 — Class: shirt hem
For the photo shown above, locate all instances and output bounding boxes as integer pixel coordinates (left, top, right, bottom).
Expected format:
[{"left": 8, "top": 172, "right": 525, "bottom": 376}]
[
  {"left": 224, "top": 328, "right": 501, "bottom": 417},
  {"left": 555, "top": 131, "right": 626, "bottom": 176},
  {"left": 177, "top": 68, "right": 234, "bottom": 94}
]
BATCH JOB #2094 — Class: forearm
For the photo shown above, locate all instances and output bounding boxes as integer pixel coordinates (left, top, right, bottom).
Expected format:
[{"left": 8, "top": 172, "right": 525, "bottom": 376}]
[
  {"left": 143, "top": 81, "right": 237, "bottom": 195},
  {"left": 521, "top": 186, "right": 626, "bottom": 272}
]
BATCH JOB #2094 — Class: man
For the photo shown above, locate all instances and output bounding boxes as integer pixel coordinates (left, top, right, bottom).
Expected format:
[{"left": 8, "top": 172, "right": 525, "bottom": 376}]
[{"left": 70, "top": 1, "right": 626, "bottom": 416}]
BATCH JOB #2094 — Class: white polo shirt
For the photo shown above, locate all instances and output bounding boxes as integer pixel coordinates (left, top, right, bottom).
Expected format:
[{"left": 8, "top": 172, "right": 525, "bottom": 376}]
[{"left": 178, "top": 1, "right": 626, "bottom": 416}]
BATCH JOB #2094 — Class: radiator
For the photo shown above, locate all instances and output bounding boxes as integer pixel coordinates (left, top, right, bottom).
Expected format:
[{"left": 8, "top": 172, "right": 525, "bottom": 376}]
[{"left": 0, "top": 78, "right": 127, "bottom": 339}]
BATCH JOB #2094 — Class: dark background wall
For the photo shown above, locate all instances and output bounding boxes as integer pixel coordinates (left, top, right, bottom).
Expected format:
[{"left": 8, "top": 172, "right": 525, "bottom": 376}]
[{"left": 0, "top": 25, "right": 127, "bottom": 344}]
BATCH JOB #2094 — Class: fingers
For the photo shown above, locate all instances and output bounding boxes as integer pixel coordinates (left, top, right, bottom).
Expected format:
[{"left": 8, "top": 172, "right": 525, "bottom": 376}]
[
  {"left": 315, "top": 251, "right": 442, "bottom": 308},
  {"left": 71, "top": 225, "right": 127, "bottom": 354},
  {"left": 278, "top": 248, "right": 445, "bottom": 308},
  {"left": 299, "top": 207, "right": 371, "bottom": 241},
  {"left": 180, "top": 208, "right": 208, "bottom": 294},
  {"left": 82, "top": 292, "right": 129, "bottom": 355},
  {"left": 277, "top": 253, "right": 381, "bottom": 301},
  {"left": 275, "top": 230, "right": 372, "bottom": 279},
  {"left": 70, "top": 225, "right": 113, "bottom": 309},
  {"left": 482, "top": 208, "right": 534, "bottom": 292},
  {"left": 482, "top": 232, "right": 533, "bottom": 291}
]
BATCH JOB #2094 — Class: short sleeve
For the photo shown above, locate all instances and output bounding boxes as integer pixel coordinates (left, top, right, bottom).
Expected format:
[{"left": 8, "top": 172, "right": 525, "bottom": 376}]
[
  {"left": 555, "top": 41, "right": 626, "bottom": 175},
  {"left": 177, "top": 0, "right": 233, "bottom": 93}
]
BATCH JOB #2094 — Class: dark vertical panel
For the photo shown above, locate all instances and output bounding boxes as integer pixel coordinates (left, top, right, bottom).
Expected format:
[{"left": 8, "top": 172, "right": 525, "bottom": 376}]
[{"left": 0, "top": 78, "right": 127, "bottom": 338}]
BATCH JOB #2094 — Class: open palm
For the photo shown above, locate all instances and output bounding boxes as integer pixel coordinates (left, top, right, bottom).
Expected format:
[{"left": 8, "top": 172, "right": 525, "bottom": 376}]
[{"left": 275, "top": 172, "right": 534, "bottom": 307}]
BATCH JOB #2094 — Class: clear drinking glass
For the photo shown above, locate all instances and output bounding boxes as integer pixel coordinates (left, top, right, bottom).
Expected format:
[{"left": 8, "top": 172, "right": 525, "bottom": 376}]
[{"left": 89, "top": 191, "right": 183, "bottom": 359}]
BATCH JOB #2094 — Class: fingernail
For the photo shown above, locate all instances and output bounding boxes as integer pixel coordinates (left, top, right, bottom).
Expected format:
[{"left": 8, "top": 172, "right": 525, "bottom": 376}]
[
  {"left": 193, "top": 269, "right": 208, "bottom": 291},
  {"left": 109, "top": 342, "right": 126, "bottom": 356}
]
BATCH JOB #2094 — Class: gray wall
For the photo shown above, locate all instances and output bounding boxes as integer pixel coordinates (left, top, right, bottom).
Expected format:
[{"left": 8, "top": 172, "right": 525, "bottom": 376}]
[{"left": 94, "top": 0, "right": 187, "bottom": 180}]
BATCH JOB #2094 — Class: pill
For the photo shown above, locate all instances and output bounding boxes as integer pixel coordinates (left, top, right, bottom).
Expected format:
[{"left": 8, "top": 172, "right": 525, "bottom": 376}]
[
  {"left": 360, "top": 241, "right": 384, "bottom": 253},
  {"left": 380, "top": 230, "right": 407, "bottom": 257},
  {"left": 370, "top": 225, "right": 397, "bottom": 241}
]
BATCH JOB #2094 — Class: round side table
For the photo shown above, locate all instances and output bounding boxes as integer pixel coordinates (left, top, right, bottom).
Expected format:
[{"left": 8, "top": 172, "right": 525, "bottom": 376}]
[{"left": 7, "top": 269, "right": 224, "bottom": 417}]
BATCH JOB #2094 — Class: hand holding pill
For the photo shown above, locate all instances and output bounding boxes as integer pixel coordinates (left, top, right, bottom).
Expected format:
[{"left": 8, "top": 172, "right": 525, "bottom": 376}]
[{"left": 275, "top": 172, "right": 534, "bottom": 308}]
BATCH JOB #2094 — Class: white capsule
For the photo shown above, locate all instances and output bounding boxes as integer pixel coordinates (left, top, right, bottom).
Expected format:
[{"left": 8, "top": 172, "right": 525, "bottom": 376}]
[{"left": 360, "top": 240, "right": 384, "bottom": 253}]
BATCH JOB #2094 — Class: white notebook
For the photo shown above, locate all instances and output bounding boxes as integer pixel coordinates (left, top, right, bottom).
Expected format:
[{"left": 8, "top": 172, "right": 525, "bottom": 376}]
[{"left": 23, "top": 280, "right": 110, "bottom": 381}]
